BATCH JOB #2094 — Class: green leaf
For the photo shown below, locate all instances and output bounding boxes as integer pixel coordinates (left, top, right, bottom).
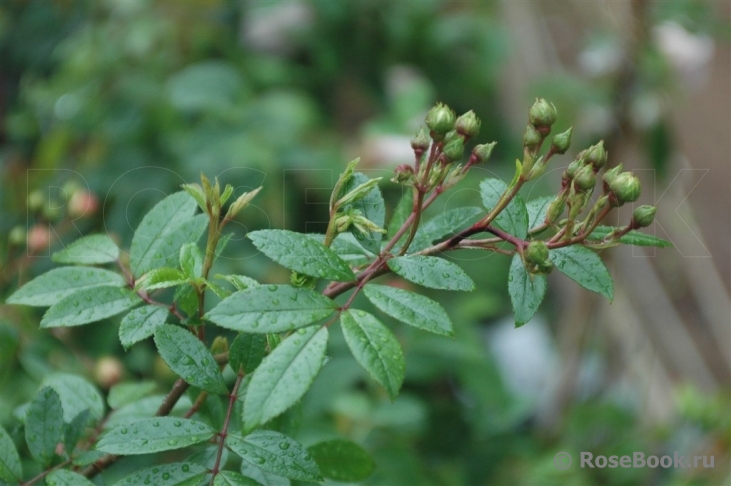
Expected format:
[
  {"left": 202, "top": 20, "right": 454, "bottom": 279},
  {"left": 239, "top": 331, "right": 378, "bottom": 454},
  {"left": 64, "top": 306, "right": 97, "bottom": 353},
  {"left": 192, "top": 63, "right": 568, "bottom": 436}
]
[
  {"left": 307, "top": 233, "right": 372, "bottom": 262},
  {"left": 113, "top": 462, "right": 208, "bottom": 486},
  {"left": 25, "top": 387, "right": 64, "bottom": 466},
  {"left": 45, "top": 469, "right": 94, "bottom": 485},
  {"left": 72, "top": 450, "right": 105, "bottom": 467},
  {"left": 119, "top": 306, "right": 169, "bottom": 350},
  {"left": 46, "top": 469, "right": 96, "bottom": 486},
  {"left": 52, "top": 234, "right": 120, "bottom": 265},
  {"left": 308, "top": 439, "right": 376, "bottom": 482},
  {"left": 526, "top": 196, "right": 553, "bottom": 230},
  {"left": 410, "top": 206, "right": 483, "bottom": 251},
  {"left": 97, "top": 417, "right": 215, "bottom": 455},
  {"left": 130, "top": 191, "right": 207, "bottom": 277},
  {"left": 64, "top": 409, "right": 92, "bottom": 454},
  {"left": 154, "top": 324, "right": 228, "bottom": 395},
  {"left": 180, "top": 243, "right": 203, "bottom": 279},
  {"left": 243, "top": 326, "right": 328, "bottom": 429},
  {"left": 108, "top": 381, "right": 157, "bottom": 409},
  {"left": 479, "top": 178, "right": 529, "bottom": 238},
  {"left": 206, "top": 281, "right": 231, "bottom": 299},
  {"left": 587, "top": 226, "right": 673, "bottom": 248},
  {"left": 104, "top": 395, "right": 191, "bottom": 430},
  {"left": 240, "top": 462, "right": 290, "bottom": 486},
  {"left": 0, "top": 425, "right": 21, "bottom": 483},
  {"left": 248, "top": 230, "right": 355, "bottom": 282},
  {"left": 340, "top": 310, "right": 405, "bottom": 399},
  {"left": 41, "top": 373, "right": 105, "bottom": 421},
  {"left": 6, "top": 267, "right": 125, "bottom": 307},
  {"left": 215, "top": 274, "right": 260, "bottom": 291},
  {"left": 363, "top": 284, "right": 453, "bottom": 336},
  {"left": 137, "top": 267, "right": 188, "bottom": 291},
  {"left": 205, "top": 285, "right": 337, "bottom": 333},
  {"left": 229, "top": 333, "right": 267, "bottom": 374},
  {"left": 41, "top": 286, "right": 141, "bottom": 328},
  {"left": 550, "top": 246, "right": 614, "bottom": 301},
  {"left": 387, "top": 255, "right": 475, "bottom": 291},
  {"left": 213, "top": 470, "right": 261, "bottom": 485},
  {"left": 342, "top": 172, "right": 386, "bottom": 254},
  {"left": 508, "top": 254, "right": 547, "bottom": 327},
  {"left": 227, "top": 432, "right": 322, "bottom": 482}
]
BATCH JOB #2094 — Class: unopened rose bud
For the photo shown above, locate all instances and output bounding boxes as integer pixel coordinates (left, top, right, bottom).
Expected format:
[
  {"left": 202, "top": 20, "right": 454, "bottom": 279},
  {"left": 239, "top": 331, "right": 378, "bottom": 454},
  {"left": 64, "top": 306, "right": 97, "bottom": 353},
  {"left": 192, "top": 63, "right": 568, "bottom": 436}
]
[
  {"left": 94, "top": 356, "right": 124, "bottom": 389},
  {"left": 9, "top": 226, "right": 26, "bottom": 246},
  {"left": 608, "top": 172, "right": 641, "bottom": 206},
  {"left": 529, "top": 98, "right": 557, "bottom": 134},
  {"left": 455, "top": 110, "right": 481, "bottom": 139},
  {"left": 27, "top": 190, "right": 45, "bottom": 212},
  {"left": 565, "top": 158, "right": 585, "bottom": 180},
  {"left": 545, "top": 193, "right": 566, "bottom": 224},
  {"left": 443, "top": 137, "right": 465, "bottom": 162},
  {"left": 585, "top": 140, "right": 608, "bottom": 169},
  {"left": 68, "top": 190, "right": 99, "bottom": 218},
  {"left": 632, "top": 205, "right": 656, "bottom": 228},
  {"left": 392, "top": 164, "right": 415, "bottom": 184},
  {"left": 27, "top": 225, "right": 50, "bottom": 252},
  {"left": 523, "top": 124, "right": 542, "bottom": 150},
  {"left": 472, "top": 142, "right": 496, "bottom": 165},
  {"left": 602, "top": 164, "right": 623, "bottom": 188},
  {"left": 410, "top": 128, "right": 430, "bottom": 152},
  {"left": 551, "top": 127, "right": 573, "bottom": 154},
  {"left": 425, "top": 102, "right": 456, "bottom": 140},
  {"left": 211, "top": 336, "right": 229, "bottom": 356},
  {"left": 524, "top": 240, "right": 554, "bottom": 275},
  {"left": 573, "top": 164, "right": 597, "bottom": 192}
]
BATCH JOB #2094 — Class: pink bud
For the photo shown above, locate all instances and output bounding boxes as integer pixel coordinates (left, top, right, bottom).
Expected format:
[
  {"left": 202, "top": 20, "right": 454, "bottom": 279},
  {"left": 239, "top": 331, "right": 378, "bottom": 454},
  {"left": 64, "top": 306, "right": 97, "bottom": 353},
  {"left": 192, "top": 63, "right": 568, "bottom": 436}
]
[
  {"left": 27, "top": 225, "right": 51, "bottom": 252},
  {"left": 68, "top": 191, "right": 99, "bottom": 218}
]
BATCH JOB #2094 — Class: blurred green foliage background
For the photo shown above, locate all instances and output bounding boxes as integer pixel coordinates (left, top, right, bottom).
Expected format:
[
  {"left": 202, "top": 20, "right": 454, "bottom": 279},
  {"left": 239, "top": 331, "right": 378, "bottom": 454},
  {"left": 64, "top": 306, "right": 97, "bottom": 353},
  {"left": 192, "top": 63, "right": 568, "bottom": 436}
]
[{"left": 1, "top": 1, "right": 729, "bottom": 485}]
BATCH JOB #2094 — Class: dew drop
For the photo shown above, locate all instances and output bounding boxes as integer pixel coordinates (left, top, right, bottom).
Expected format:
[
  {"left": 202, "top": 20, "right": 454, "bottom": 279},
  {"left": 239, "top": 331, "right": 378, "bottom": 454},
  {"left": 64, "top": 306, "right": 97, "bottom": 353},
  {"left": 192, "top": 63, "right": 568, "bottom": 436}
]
[
  {"left": 120, "top": 428, "right": 128, "bottom": 434},
  {"left": 162, "top": 472, "right": 171, "bottom": 480},
  {"left": 201, "top": 358, "right": 209, "bottom": 366},
  {"left": 174, "top": 420, "right": 182, "bottom": 427},
  {"left": 182, "top": 464, "right": 190, "bottom": 472},
  {"left": 168, "top": 439, "right": 178, "bottom": 446},
  {"left": 357, "top": 310, "right": 366, "bottom": 317},
  {"left": 267, "top": 285, "right": 277, "bottom": 291},
  {"left": 272, "top": 299, "right": 280, "bottom": 306}
]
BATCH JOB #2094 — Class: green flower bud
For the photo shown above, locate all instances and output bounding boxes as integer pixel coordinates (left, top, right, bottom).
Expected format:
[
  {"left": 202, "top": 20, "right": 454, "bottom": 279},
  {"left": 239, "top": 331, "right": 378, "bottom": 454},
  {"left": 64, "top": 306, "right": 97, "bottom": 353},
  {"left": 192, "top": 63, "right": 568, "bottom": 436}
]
[
  {"left": 551, "top": 126, "right": 573, "bottom": 154},
  {"left": 43, "top": 204, "right": 62, "bottom": 221},
  {"left": 545, "top": 194, "right": 566, "bottom": 224},
  {"left": 8, "top": 226, "right": 26, "bottom": 246},
  {"left": 632, "top": 205, "right": 656, "bottom": 228},
  {"left": 425, "top": 102, "right": 456, "bottom": 140},
  {"left": 410, "top": 128, "right": 430, "bottom": 152},
  {"left": 392, "top": 164, "right": 415, "bottom": 184},
  {"left": 523, "top": 124, "right": 542, "bottom": 150},
  {"left": 529, "top": 98, "right": 558, "bottom": 131},
  {"left": 443, "top": 137, "right": 465, "bottom": 162},
  {"left": 585, "top": 140, "right": 608, "bottom": 169},
  {"left": 566, "top": 158, "right": 586, "bottom": 180},
  {"left": 455, "top": 110, "right": 481, "bottom": 138},
  {"left": 573, "top": 164, "right": 597, "bottom": 192},
  {"left": 27, "top": 189, "right": 45, "bottom": 212},
  {"left": 608, "top": 172, "right": 641, "bottom": 206},
  {"left": 524, "top": 240, "right": 554, "bottom": 275},
  {"left": 602, "top": 164, "right": 623, "bottom": 187},
  {"left": 472, "top": 142, "right": 496, "bottom": 165},
  {"left": 211, "top": 336, "right": 229, "bottom": 356},
  {"left": 443, "top": 130, "right": 460, "bottom": 144}
]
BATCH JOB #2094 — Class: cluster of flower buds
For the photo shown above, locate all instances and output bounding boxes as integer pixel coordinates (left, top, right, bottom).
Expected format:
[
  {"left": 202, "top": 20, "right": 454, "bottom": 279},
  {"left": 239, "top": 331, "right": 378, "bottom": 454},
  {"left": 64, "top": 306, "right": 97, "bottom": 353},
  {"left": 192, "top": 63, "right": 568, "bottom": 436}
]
[{"left": 521, "top": 99, "right": 572, "bottom": 180}]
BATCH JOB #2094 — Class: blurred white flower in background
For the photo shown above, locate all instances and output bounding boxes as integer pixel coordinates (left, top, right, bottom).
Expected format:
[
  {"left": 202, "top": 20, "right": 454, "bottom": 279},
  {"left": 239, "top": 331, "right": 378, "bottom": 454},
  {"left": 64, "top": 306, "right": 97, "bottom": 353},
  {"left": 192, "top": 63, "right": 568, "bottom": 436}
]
[{"left": 653, "top": 21, "right": 714, "bottom": 89}]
